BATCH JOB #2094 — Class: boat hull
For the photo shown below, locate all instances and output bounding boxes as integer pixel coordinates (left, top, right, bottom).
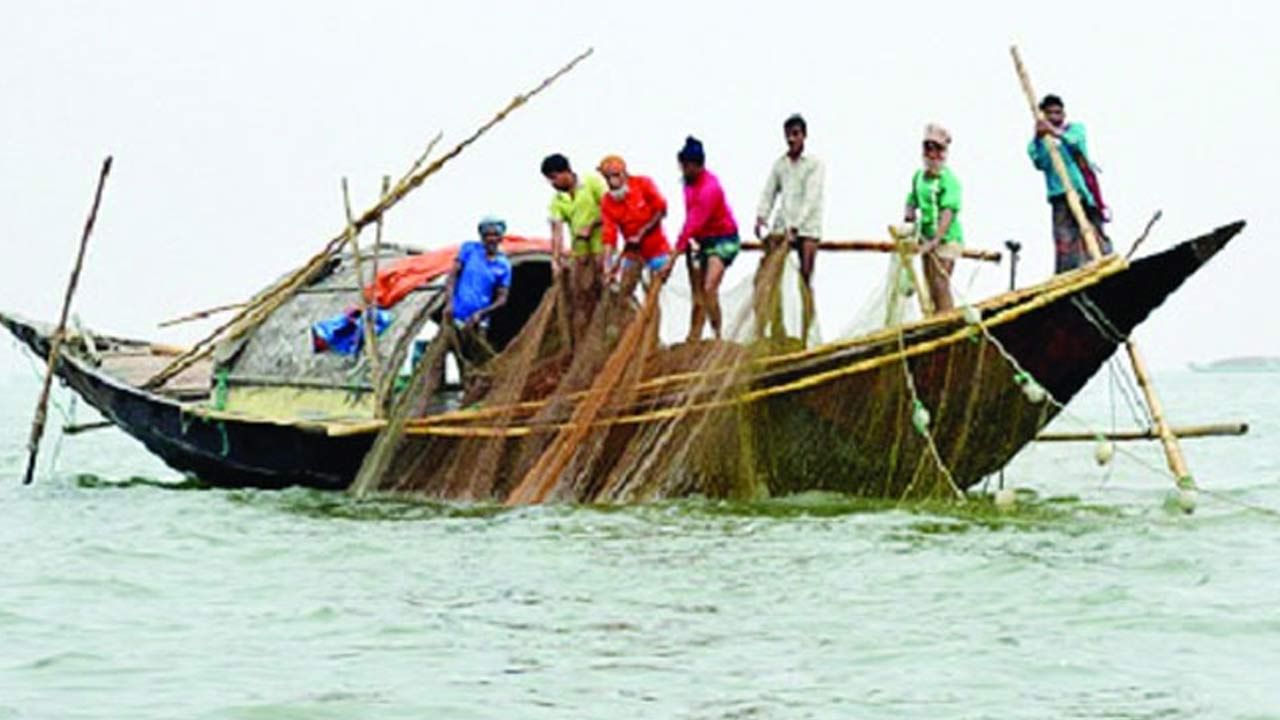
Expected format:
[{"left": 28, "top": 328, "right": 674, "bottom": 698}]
[{"left": 2, "top": 221, "right": 1244, "bottom": 495}]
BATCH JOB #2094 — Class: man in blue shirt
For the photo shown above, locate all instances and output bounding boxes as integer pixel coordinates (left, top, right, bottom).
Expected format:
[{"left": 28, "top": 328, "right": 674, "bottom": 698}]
[
  {"left": 445, "top": 216, "right": 513, "bottom": 333},
  {"left": 1028, "top": 94, "right": 1113, "bottom": 273}
]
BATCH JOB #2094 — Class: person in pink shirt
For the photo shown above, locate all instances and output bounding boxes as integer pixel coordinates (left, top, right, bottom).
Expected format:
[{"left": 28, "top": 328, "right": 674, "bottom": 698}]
[{"left": 676, "top": 136, "right": 739, "bottom": 341}]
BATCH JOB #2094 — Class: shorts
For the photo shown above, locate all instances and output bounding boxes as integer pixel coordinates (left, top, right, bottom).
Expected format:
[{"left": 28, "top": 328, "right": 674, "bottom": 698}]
[
  {"left": 620, "top": 252, "right": 670, "bottom": 273},
  {"left": 571, "top": 233, "right": 605, "bottom": 258},
  {"left": 693, "top": 233, "right": 740, "bottom": 268}
]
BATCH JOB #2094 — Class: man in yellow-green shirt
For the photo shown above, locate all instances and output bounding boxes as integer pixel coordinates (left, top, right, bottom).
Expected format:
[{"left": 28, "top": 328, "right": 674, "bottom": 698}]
[{"left": 541, "top": 153, "right": 607, "bottom": 341}]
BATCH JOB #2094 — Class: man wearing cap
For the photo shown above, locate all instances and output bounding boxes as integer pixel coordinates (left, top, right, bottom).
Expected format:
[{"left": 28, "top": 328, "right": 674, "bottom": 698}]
[
  {"left": 444, "top": 216, "right": 512, "bottom": 336},
  {"left": 904, "top": 124, "right": 963, "bottom": 313},
  {"left": 1028, "top": 94, "right": 1112, "bottom": 272},
  {"left": 542, "top": 153, "right": 608, "bottom": 341},
  {"left": 676, "top": 136, "right": 740, "bottom": 342},
  {"left": 755, "top": 113, "right": 825, "bottom": 338},
  {"left": 598, "top": 154, "right": 672, "bottom": 297}
]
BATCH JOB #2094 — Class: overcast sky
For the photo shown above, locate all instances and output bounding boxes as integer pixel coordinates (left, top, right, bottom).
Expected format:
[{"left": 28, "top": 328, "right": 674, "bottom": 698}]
[{"left": 1, "top": 0, "right": 1275, "bottom": 375}]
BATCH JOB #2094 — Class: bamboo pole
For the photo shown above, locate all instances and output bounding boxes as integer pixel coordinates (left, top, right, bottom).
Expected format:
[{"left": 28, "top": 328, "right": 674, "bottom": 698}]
[
  {"left": 740, "top": 239, "right": 1002, "bottom": 263},
  {"left": 342, "top": 177, "right": 383, "bottom": 395},
  {"left": 142, "top": 47, "right": 595, "bottom": 390},
  {"left": 1127, "top": 210, "right": 1164, "bottom": 260},
  {"left": 506, "top": 274, "right": 667, "bottom": 505},
  {"left": 63, "top": 420, "right": 114, "bottom": 436},
  {"left": 887, "top": 225, "right": 934, "bottom": 317},
  {"left": 155, "top": 136, "right": 443, "bottom": 334},
  {"left": 157, "top": 301, "right": 248, "bottom": 328},
  {"left": 1010, "top": 46, "right": 1102, "bottom": 261},
  {"left": 1037, "top": 422, "right": 1247, "bottom": 443},
  {"left": 1011, "top": 47, "right": 1195, "bottom": 508},
  {"left": 23, "top": 156, "right": 113, "bottom": 485},
  {"left": 1125, "top": 341, "right": 1194, "bottom": 481},
  {"left": 372, "top": 174, "right": 391, "bottom": 414}
]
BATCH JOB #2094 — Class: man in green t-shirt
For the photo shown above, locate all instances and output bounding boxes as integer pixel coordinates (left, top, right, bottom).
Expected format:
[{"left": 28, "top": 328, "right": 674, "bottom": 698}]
[
  {"left": 903, "top": 123, "right": 963, "bottom": 313},
  {"left": 541, "top": 153, "right": 607, "bottom": 342}
]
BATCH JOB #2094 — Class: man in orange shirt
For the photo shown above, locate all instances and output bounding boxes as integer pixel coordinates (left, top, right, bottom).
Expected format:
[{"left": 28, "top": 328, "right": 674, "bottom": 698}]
[{"left": 597, "top": 155, "right": 672, "bottom": 297}]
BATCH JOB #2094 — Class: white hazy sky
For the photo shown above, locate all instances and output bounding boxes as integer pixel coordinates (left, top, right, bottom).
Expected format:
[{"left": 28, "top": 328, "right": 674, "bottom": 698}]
[{"left": 1, "top": 0, "right": 1276, "bottom": 374}]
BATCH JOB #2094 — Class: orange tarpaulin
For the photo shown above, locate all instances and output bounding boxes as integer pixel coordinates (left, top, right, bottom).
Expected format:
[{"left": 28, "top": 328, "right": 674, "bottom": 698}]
[{"left": 365, "top": 236, "right": 551, "bottom": 308}]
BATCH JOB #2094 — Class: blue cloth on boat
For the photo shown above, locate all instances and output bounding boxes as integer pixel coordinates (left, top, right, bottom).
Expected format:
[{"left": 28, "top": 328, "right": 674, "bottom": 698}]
[
  {"left": 311, "top": 307, "right": 391, "bottom": 355},
  {"left": 451, "top": 241, "right": 511, "bottom": 323}
]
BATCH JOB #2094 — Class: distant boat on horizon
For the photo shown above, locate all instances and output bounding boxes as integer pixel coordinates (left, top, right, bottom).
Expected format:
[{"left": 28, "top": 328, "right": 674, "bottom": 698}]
[{"left": 1189, "top": 356, "right": 1280, "bottom": 373}]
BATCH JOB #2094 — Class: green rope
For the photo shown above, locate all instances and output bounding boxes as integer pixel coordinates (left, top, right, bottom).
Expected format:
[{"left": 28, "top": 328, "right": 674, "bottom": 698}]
[{"left": 213, "top": 368, "right": 230, "bottom": 411}]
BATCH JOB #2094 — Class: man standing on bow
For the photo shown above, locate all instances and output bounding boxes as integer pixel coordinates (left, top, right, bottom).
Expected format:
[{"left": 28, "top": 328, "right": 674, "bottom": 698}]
[
  {"left": 1028, "top": 94, "right": 1112, "bottom": 273},
  {"left": 756, "top": 113, "right": 824, "bottom": 338},
  {"left": 676, "top": 136, "right": 740, "bottom": 342},
  {"left": 598, "top": 154, "right": 671, "bottom": 297},
  {"left": 542, "top": 153, "right": 607, "bottom": 341}
]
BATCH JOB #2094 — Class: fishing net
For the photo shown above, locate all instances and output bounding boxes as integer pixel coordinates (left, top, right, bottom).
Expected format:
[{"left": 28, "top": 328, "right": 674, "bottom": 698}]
[{"left": 349, "top": 240, "right": 1100, "bottom": 505}]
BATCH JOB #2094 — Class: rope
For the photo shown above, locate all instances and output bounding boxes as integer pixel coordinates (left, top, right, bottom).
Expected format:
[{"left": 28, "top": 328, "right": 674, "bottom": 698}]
[
  {"left": 894, "top": 323, "right": 964, "bottom": 500},
  {"left": 1071, "top": 294, "right": 1128, "bottom": 345},
  {"left": 923, "top": 251, "right": 1280, "bottom": 515},
  {"left": 1108, "top": 357, "right": 1153, "bottom": 430},
  {"left": 395, "top": 258, "right": 1126, "bottom": 437}
]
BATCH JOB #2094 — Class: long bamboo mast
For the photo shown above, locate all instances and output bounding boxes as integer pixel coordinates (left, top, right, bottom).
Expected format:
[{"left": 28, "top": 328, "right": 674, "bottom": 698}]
[
  {"left": 1010, "top": 46, "right": 1102, "bottom": 261},
  {"left": 143, "top": 48, "right": 595, "bottom": 390}
]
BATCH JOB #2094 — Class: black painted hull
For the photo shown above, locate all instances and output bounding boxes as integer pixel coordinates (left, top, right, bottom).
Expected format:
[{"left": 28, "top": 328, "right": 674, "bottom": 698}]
[{"left": 2, "top": 221, "right": 1244, "bottom": 493}]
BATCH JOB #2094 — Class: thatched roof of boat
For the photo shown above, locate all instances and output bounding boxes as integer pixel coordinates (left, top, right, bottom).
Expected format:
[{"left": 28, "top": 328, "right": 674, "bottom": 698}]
[{"left": 217, "top": 245, "right": 443, "bottom": 391}]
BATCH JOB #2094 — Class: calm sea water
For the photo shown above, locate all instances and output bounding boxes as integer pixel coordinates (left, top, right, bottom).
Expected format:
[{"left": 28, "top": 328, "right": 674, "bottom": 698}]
[{"left": 1, "top": 366, "right": 1278, "bottom": 719}]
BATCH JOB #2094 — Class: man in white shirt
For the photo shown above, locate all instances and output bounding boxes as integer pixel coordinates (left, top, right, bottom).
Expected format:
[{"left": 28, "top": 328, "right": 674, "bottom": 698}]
[{"left": 755, "top": 113, "right": 825, "bottom": 340}]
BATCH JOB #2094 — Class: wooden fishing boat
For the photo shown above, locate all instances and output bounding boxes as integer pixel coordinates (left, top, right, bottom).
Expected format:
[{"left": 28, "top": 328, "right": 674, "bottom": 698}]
[{"left": 2, "top": 221, "right": 1244, "bottom": 495}]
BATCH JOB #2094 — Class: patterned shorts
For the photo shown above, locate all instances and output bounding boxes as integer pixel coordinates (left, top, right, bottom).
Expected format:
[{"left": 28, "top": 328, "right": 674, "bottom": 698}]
[{"left": 693, "top": 233, "right": 741, "bottom": 268}]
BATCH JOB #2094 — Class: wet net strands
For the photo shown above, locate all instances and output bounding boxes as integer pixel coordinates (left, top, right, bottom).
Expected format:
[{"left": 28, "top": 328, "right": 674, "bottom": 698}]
[{"left": 346, "top": 234, "right": 1103, "bottom": 505}]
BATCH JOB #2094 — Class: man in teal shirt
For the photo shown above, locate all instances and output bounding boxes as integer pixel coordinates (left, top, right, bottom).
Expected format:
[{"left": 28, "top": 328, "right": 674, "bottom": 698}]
[
  {"left": 905, "top": 123, "right": 962, "bottom": 313},
  {"left": 1028, "top": 94, "right": 1112, "bottom": 272}
]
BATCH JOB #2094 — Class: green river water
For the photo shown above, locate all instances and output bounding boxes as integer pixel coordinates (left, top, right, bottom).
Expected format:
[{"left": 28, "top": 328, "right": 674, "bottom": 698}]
[{"left": 2, "top": 366, "right": 1278, "bottom": 719}]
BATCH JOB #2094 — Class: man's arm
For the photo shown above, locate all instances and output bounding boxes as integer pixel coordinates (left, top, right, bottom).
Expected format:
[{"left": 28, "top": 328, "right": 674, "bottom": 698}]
[
  {"left": 634, "top": 209, "right": 666, "bottom": 245},
  {"left": 1027, "top": 137, "right": 1051, "bottom": 171},
  {"left": 798, "top": 159, "right": 825, "bottom": 236},
  {"left": 677, "top": 184, "right": 711, "bottom": 252},
  {"left": 474, "top": 286, "right": 509, "bottom": 323},
  {"left": 442, "top": 258, "right": 463, "bottom": 320},
  {"left": 636, "top": 177, "right": 668, "bottom": 245},
  {"left": 1060, "top": 122, "right": 1087, "bottom": 155},
  {"left": 755, "top": 160, "right": 781, "bottom": 238},
  {"left": 549, "top": 219, "right": 566, "bottom": 269},
  {"left": 921, "top": 209, "right": 955, "bottom": 254},
  {"left": 601, "top": 204, "right": 620, "bottom": 249}
]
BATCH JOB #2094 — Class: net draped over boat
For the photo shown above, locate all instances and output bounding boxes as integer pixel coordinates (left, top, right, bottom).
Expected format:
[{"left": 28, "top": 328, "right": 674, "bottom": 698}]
[{"left": 346, "top": 240, "right": 1071, "bottom": 505}]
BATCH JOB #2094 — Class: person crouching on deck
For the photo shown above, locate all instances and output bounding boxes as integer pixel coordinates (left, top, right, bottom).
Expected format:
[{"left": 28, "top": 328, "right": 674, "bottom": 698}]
[
  {"left": 598, "top": 154, "right": 672, "bottom": 297},
  {"left": 903, "top": 124, "right": 963, "bottom": 313},
  {"left": 1028, "top": 93, "right": 1112, "bottom": 273},
  {"left": 443, "top": 216, "right": 512, "bottom": 348},
  {"left": 541, "top": 153, "right": 607, "bottom": 341},
  {"left": 676, "top": 136, "right": 740, "bottom": 342}
]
